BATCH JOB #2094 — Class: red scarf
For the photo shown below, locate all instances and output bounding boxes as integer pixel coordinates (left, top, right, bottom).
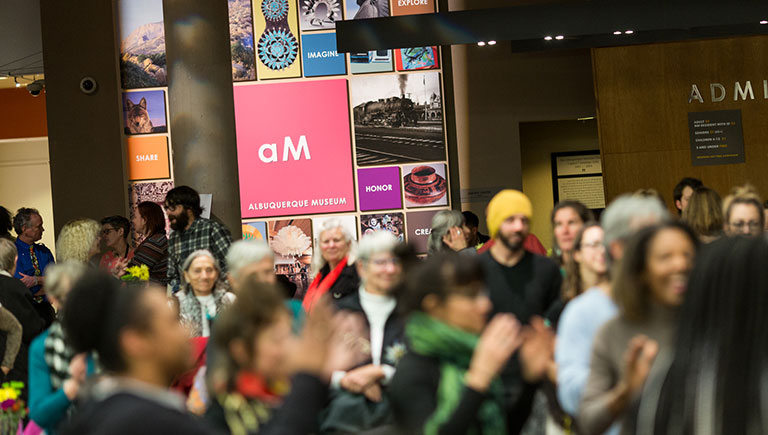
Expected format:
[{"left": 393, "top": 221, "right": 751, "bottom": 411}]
[
  {"left": 302, "top": 257, "right": 348, "bottom": 312},
  {"left": 236, "top": 371, "right": 281, "bottom": 405}
]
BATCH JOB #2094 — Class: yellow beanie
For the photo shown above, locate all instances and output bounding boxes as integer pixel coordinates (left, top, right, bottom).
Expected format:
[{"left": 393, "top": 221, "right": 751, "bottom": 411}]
[{"left": 486, "top": 190, "right": 533, "bottom": 239}]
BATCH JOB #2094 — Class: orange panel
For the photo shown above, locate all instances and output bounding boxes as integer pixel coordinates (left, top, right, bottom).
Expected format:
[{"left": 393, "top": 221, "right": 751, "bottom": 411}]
[
  {"left": 0, "top": 88, "right": 48, "bottom": 139},
  {"left": 126, "top": 136, "right": 170, "bottom": 180}
]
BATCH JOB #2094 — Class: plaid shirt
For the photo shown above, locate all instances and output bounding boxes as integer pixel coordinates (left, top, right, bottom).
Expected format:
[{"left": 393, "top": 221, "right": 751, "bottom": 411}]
[{"left": 167, "top": 217, "right": 232, "bottom": 292}]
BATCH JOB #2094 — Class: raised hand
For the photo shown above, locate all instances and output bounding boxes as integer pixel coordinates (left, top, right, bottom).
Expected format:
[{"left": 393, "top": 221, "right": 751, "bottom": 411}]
[
  {"left": 622, "top": 335, "right": 659, "bottom": 396},
  {"left": 465, "top": 313, "right": 522, "bottom": 392},
  {"left": 519, "top": 316, "right": 556, "bottom": 382},
  {"left": 442, "top": 227, "right": 468, "bottom": 252}
]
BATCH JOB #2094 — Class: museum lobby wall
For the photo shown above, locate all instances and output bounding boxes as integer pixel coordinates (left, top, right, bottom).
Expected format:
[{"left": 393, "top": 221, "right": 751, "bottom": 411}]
[
  {"left": 447, "top": 0, "right": 597, "bottom": 232},
  {"left": 0, "top": 89, "right": 56, "bottom": 252},
  {"left": 594, "top": 35, "right": 768, "bottom": 207}
]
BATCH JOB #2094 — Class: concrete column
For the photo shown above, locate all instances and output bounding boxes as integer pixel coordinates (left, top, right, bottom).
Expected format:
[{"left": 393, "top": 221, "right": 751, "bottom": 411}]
[
  {"left": 163, "top": 0, "right": 241, "bottom": 238},
  {"left": 39, "top": 0, "right": 128, "bottom": 236}
]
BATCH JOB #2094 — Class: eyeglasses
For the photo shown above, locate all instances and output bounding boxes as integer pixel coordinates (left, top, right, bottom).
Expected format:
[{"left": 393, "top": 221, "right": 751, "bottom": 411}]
[
  {"left": 101, "top": 228, "right": 117, "bottom": 236},
  {"left": 369, "top": 257, "right": 401, "bottom": 267},
  {"left": 730, "top": 221, "right": 761, "bottom": 230}
]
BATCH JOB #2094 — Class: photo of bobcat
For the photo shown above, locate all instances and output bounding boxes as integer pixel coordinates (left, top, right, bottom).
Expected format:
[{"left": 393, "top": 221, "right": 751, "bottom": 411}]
[{"left": 124, "top": 97, "right": 167, "bottom": 135}]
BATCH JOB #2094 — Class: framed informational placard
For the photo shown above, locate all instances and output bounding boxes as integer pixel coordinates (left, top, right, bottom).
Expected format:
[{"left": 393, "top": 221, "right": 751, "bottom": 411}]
[{"left": 551, "top": 150, "right": 605, "bottom": 210}]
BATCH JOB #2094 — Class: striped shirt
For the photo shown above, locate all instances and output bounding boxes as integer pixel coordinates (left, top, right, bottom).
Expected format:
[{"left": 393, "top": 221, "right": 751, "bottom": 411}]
[{"left": 129, "top": 233, "right": 169, "bottom": 285}]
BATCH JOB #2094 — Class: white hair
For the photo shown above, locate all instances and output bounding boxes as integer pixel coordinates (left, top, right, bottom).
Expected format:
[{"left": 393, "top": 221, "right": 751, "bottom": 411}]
[
  {"left": 44, "top": 261, "right": 88, "bottom": 302},
  {"left": 182, "top": 249, "right": 221, "bottom": 274},
  {"left": 427, "top": 210, "right": 464, "bottom": 255},
  {"left": 357, "top": 230, "right": 399, "bottom": 263},
  {"left": 226, "top": 239, "right": 274, "bottom": 279},
  {"left": 601, "top": 194, "right": 671, "bottom": 257},
  {"left": 311, "top": 218, "right": 357, "bottom": 274}
]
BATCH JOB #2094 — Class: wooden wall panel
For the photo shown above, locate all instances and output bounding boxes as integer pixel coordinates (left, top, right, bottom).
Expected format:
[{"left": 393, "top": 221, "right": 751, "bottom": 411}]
[{"left": 593, "top": 35, "right": 768, "bottom": 208}]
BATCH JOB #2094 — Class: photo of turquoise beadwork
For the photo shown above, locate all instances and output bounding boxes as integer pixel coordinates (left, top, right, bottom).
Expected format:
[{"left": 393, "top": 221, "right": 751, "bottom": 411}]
[
  {"left": 258, "top": 28, "right": 299, "bottom": 70},
  {"left": 262, "top": 0, "right": 290, "bottom": 21}
]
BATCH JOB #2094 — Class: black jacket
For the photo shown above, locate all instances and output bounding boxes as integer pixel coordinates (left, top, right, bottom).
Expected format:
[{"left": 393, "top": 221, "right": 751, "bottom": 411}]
[
  {"left": 0, "top": 275, "right": 46, "bottom": 391},
  {"left": 62, "top": 391, "right": 210, "bottom": 435},
  {"left": 390, "top": 352, "right": 525, "bottom": 435},
  {"left": 335, "top": 289, "right": 405, "bottom": 368},
  {"left": 322, "top": 263, "right": 360, "bottom": 305}
]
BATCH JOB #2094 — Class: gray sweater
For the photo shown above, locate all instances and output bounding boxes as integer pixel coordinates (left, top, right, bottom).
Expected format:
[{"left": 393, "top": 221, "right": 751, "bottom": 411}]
[{"left": 578, "top": 304, "right": 678, "bottom": 435}]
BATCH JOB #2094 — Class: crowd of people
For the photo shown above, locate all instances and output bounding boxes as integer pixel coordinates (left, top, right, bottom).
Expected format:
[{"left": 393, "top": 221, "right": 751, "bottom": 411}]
[{"left": 0, "top": 175, "right": 766, "bottom": 434}]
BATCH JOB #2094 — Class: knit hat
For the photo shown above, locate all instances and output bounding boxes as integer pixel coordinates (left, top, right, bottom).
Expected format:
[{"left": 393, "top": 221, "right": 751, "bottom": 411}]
[{"left": 486, "top": 190, "right": 533, "bottom": 239}]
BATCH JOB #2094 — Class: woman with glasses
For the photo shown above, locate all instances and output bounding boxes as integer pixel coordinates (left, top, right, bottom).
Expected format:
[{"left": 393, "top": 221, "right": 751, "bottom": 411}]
[
  {"left": 722, "top": 184, "right": 764, "bottom": 237},
  {"left": 553, "top": 223, "right": 613, "bottom": 429},
  {"left": 98, "top": 216, "right": 134, "bottom": 275},
  {"left": 320, "top": 231, "right": 405, "bottom": 433}
]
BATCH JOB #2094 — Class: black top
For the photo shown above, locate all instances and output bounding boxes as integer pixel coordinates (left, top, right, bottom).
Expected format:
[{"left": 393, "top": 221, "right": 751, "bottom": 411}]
[
  {"left": 324, "top": 263, "right": 360, "bottom": 304},
  {"left": 205, "top": 373, "right": 329, "bottom": 435},
  {"left": 478, "top": 250, "right": 562, "bottom": 433},
  {"left": 0, "top": 275, "right": 46, "bottom": 392},
  {"left": 389, "top": 351, "right": 519, "bottom": 435},
  {"left": 62, "top": 391, "right": 210, "bottom": 435}
]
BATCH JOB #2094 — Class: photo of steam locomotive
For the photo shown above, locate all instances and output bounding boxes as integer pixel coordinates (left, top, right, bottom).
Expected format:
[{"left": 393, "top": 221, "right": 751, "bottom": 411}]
[
  {"left": 353, "top": 96, "right": 420, "bottom": 128},
  {"left": 350, "top": 71, "right": 446, "bottom": 166}
]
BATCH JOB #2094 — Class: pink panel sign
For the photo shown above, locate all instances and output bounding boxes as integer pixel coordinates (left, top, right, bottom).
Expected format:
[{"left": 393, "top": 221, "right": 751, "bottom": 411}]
[{"left": 234, "top": 79, "right": 356, "bottom": 218}]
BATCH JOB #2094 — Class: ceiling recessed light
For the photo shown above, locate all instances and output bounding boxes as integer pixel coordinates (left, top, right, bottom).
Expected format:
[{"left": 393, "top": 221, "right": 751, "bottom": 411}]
[
  {"left": 761, "top": 20, "right": 768, "bottom": 25},
  {"left": 477, "top": 41, "right": 486, "bottom": 46},
  {"left": 613, "top": 31, "right": 622, "bottom": 35},
  {"left": 488, "top": 40, "right": 496, "bottom": 45},
  {"left": 555, "top": 35, "right": 564, "bottom": 40},
  {"left": 544, "top": 36, "right": 553, "bottom": 41},
  {"left": 625, "top": 30, "right": 634, "bottom": 34}
]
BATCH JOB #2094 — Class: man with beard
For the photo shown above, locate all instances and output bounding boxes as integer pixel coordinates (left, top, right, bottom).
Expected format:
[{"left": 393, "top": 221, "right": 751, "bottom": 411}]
[
  {"left": 164, "top": 186, "right": 232, "bottom": 293},
  {"left": 479, "top": 189, "right": 562, "bottom": 433}
]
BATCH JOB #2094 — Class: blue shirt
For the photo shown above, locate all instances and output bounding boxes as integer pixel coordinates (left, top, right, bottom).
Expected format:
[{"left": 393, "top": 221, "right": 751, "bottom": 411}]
[
  {"left": 14, "top": 238, "right": 55, "bottom": 295},
  {"left": 555, "top": 287, "right": 618, "bottom": 418}
]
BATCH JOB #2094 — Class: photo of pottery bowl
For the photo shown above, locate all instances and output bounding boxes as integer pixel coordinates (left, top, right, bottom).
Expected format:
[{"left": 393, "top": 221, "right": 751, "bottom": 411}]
[{"left": 403, "top": 165, "right": 447, "bottom": 205}]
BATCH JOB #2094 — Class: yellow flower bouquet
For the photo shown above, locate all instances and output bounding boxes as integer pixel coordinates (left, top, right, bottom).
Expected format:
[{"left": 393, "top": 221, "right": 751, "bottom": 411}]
[{"left": 121, "top": 264, "right": 150, "bottom": 282}]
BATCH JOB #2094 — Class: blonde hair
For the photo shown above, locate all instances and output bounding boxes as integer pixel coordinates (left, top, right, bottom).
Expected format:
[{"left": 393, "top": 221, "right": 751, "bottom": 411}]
[
  {"left": 56, "top": 219, "right": 101, "bottom": 263},
  {"left": 722, "top": 184, "right": 764, "bottom": 226}
]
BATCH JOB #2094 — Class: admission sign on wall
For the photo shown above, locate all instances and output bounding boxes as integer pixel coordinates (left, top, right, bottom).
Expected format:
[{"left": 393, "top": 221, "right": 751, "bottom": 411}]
[{"left": 234, "top": 79, "right": 356, "bottom": 218}]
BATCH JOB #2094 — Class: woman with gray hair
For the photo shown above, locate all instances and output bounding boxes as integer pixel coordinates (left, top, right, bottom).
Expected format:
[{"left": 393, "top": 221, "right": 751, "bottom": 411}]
[
  {"left": 175, "top": 249, "right": 234, "bottom": 338},
  {"left": 321, "top": 230, "right": 404, "bottom": 433},
  {"left": 427, "top": 210, "right": 470, "bottom": 255},
  {"left": 303, "top": 218, "right": 359, "bottom": 312}
]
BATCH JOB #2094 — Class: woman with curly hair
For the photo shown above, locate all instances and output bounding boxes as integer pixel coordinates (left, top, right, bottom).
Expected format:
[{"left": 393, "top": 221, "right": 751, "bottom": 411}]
[{"left": 55, "top": 219, "right": 101, "bottom": 264}]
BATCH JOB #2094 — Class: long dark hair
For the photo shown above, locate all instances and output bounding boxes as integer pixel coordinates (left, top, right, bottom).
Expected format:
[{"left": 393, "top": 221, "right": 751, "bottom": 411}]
[
  {"left": 612, "top": 221, "right": 698, "bottom": 323},
  {"left": 562, "top": 222, "right": 602, "bottom": 301},
  {"left": 550, "top": 201, "right": 594, "bottom": 263},
  {"left": 639, "top": 236, "right": 768, "bottom": 434}
]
